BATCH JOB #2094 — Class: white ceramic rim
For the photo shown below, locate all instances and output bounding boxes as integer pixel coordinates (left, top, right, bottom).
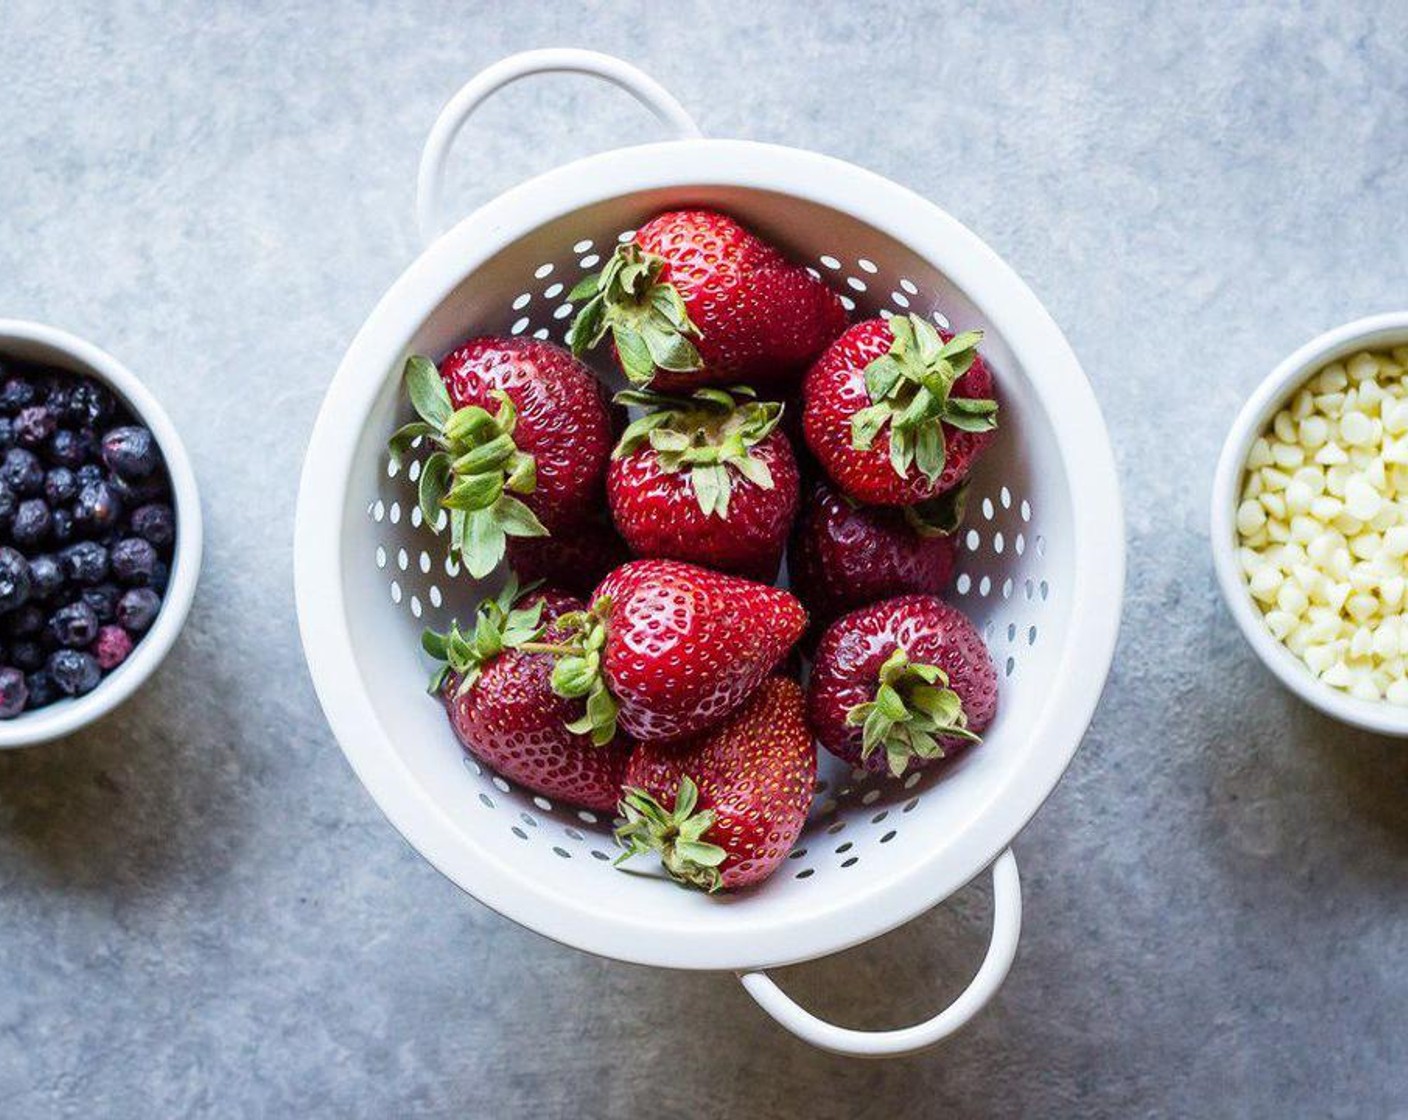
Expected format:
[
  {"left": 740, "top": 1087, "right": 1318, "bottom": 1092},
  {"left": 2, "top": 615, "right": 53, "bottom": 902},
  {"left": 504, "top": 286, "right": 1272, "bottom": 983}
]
[
  {"left": 1212, "top": 311, "right": 1408, "bottom": 737},
  {"left": 0, "top": 320, "right": 203, "bottom": 748},
  {"left": 294, "top": 139, "right": 1126, "bottom": 970}
]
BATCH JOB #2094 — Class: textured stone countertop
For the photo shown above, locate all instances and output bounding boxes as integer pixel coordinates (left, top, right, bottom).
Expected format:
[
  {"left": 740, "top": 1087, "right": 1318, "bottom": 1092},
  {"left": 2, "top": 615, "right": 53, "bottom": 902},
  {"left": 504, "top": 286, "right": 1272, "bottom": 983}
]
[{"left": 0, "top": 3, "right": 1405, "bottom": 1117}]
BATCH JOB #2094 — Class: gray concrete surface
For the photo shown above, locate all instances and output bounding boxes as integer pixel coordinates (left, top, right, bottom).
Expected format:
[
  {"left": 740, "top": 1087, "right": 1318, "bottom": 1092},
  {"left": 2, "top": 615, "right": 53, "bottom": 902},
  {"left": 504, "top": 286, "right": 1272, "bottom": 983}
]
[{"left": 1, "top": 2, "right": 1405, "bottom": 1116}]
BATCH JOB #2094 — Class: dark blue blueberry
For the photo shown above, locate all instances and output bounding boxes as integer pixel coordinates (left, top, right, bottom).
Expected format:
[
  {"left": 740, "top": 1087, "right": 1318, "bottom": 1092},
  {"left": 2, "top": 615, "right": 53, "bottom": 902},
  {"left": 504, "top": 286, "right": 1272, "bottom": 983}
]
[
  {"left": 66, "top": 381, "right": 116, "bottom": 428},
  {"left": 2, "top": 604, "right": 42, "bottom": 638},
  {"left": 14, "top": 405, "right": 55, "bottom": 448},
  {"left": 27, "top": 555, "right": 63, "bottom": 600},
  {"left": 43, "top": 467, "right": 76, "bottom": 506},
  {"left": 101, "top": 426, "right": 160, "bottom": 480},
  {"left": 24, "top": 669, "right": 60, "bottom": 709},
  {"left": 60, "top": 541, "right": 108, "bottom": 586},
  {"left": 49, "top": 507, "right": 74, "bottom": 545},
  {"left": 0, "top": 666, "right": 28, "bottom": 717},
  {"left": 111, "top": 473, "right": 169, "bottom": 507},
  {"left": 0, "top": 377, "right": 35, "bottom": 414},
  {"left": 9, "top": 639, "right": 43, "bottom": 672},
  {"left": 42, "top": 380, "right": 73, "bottom": 415},
  {"left": 150, "top": 560, "right": 169, "bottom": 594},
  {"left": 47, "top": 601, "right": 98, "bottom": 649},
  {"left": 46, "top": 649, "right": 101, "bottom": 696},
  {"left": 75, "top": 463, "right": 103, "bottom": 487},
  {"left": 130, "top": 502, "right": 175, "bottom": 549},
  {"left": 80, "top": 583, "right": 117, "bottom": 623},
  {"left": 110, "top": 537, "right": 158, "bottom": 585},
  {"left": 0, "top": 547, "right": 30, "bottom": 613},
  {"left": 10, "top": 498, "right": 49, "bottom": 547},
  {"left": 0, "top": 448, "right": 42, "bottom": 496},
  {"left": 116, "top": 587, "right": 160, "bottom": 632},
  {"left": 73, "top": 480, "right": 122, "bottom": 532},
  {"left": 0, "top": 417, "right": 14, "bottom": 453},
  {"left": 0, "top": 481, "right": 15, "bottom": 523},
  {"left": 45, "top": 427, "right": 93, "bottom": 469}
]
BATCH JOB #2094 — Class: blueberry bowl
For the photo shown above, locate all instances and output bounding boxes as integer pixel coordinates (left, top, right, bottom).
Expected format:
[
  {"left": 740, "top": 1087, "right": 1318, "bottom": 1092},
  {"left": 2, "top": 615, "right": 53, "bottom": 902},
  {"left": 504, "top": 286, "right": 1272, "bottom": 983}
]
[{"left": 0, "top": 320, "right": 201, "bottom": 748}]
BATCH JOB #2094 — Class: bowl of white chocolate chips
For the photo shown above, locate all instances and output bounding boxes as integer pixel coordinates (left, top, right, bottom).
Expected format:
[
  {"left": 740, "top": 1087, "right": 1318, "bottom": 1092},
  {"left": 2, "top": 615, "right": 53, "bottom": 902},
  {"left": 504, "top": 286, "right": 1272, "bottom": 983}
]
[{"left": 1213, "top": 312, "right": 1408, "bottom": 735}]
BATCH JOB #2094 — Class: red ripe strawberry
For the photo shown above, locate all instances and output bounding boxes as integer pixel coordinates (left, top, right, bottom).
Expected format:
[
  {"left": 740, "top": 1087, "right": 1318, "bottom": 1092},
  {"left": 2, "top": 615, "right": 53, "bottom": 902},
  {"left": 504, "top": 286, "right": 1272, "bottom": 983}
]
[
  {"left": 506, "top": 511, "right": 630, "bottom": 598},
  {"left": 803, "top": 313, "right": 998, "bottom": 505},
  {"left": 615, "top": 676, "right": 815, "bottom": 891},
  {"left": 567, "top": 209, "right": 847, "bottom": 392},
  {"left": 789, "top": 476, "right": 963, "bottom": 631},
  {"left": 807, "top": 595, "right": 997, "bottom": 778},
  {"left": 423, "top": 580, "right": 632, "bottom": 811},
  {"left": 540, "top": 558, "right": 807, "bottom": 745},
  {"left": 607, "top": 386, "right": 800, "bottom": 581},
  {"left": 389, "top": 338, "right": 616, "bottom": 578}
]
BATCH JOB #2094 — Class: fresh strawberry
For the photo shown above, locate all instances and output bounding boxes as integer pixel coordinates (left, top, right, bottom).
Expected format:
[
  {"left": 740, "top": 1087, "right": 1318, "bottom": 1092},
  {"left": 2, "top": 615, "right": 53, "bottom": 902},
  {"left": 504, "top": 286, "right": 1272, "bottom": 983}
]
[
  {"left": 607, "top": 386, "right": 799, "bottom": 581},
  {"left": 389, "top": 338, "right": 616, "bottom": 577},
  {"left": 538, "top": 558, "right": 807, "bottom": 744},
  {"left": 505, "top": 511, "right": 630, "bottom": 598},
  {"left": 789, "top": 477, "right": 963, "bottom": 632},
  {"left": 807, "top": 595, "right": 997, "bottom": 777},
  {"left": 802, "top": 313, "right": 998, "bottom": 505},
  {"left": 567, "top": 209, "right": 847, "bottom": 392},
  {"left": 615, "top": 676, "right": 815, "bottom": 891},
  {"left": 423, "top": 579, "right": 631, "bottom": 811}
]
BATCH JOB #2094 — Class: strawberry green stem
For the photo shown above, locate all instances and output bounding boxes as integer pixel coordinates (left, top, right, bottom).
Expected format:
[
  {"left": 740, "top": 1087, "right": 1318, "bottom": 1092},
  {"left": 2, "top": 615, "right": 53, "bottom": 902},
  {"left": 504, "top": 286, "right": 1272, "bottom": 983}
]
[
  {"left": 612, "top": 385, "right": 783, "bottom": 519},
  {"left": 614, "top": 777, "right": 728, "bottom": 892},
  {"left": 566, "top": 244, "right": 703, "bottom": 386},
  {"left": 844, "top": 646, "right": 980, "bottom": 777},
  {"left": 387, "top": 355, "right": 547, "bottom": 579},
  {"left": 420, "top": 575, "right": 545, "bottom": 695},
  {"left": 850, "top": 314, "right": 998, "bottom": 486},
  {"left": 541, "top": 598, "right": 620, "bottom": 746}
]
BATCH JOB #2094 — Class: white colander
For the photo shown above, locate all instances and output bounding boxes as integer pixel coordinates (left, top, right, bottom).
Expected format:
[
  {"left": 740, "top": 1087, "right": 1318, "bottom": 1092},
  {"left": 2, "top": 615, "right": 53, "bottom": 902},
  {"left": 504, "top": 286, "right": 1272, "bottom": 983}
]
[{"left": 294, "top": 50, "right": 1125, "bottom": 1059}]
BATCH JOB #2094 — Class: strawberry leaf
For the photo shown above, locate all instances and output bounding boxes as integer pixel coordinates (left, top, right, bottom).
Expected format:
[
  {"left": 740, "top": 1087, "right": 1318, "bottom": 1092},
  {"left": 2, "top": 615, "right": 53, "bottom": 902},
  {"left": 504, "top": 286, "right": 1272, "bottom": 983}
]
[{"left": 405, "top": 355, "right": 452, "bottom": 428}]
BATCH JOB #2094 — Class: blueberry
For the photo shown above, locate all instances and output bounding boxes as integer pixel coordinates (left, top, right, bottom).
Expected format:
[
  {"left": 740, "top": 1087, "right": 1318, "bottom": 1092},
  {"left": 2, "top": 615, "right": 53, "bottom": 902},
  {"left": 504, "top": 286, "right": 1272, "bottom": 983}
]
[
  {"left": 9, "top": 639, "right": 43, "bottom": 672},
  {"left": 49, "top": 508, "right": 74, "bottom": 545},
  {"left": 47, "top": 649, "right": 100, "bottom": 696},
  {"left": 42, "top": 380, "right": 72, "bottom": 415},
  {"left": 0, "top": 481, "right": 15, "bottom": 524},
  {"left": 0, "top": 666, "right": 27, "bottom": 717},
  {"left": 80, "top": 583, "right": 117, "bottom": 623},
  {"left": 45, "top": 427, "right": 93, "bottom": 469},
  {"left": 0, "top": 547, "right": 30, "bottom": 613},
  {"left": 130, "top": 502, "right": 175, "bottom": 549},
  {"left": 43, "top": 467, "right": 76, "bottom": 506},
  {"left": 93, "top": 625, "right": 133, "bottom": 670},
  {"left": 47, "top": 601, "right": 98, "bottom": 648},
  {"left": 110, "top": 537, "right": 158, "bottom": 585},
  {"left": 110, "top": 473, "right": 169, "bottom": 507},
  {"left": 101, "top": 426, "right": 159, "bottom": 480},
  {"left": 73, "top": 479, "right": 122, "bottom": 532},
  {"left": 24, "top": 669, "right": 59, "bottom": 709},
  {"left": 14, "top": 405, "right": 55, "bottom": 448},
  {"left": 75, "top": 462, "right": 103, "bottom": 487},
  {"left": 0, "top": 417, "right": 14, "bottom": 453},
  {"left": 0, "top": 377, "right": 35, "bottom": 414},
  {"left": 1, "top": 604, "right": 42, "bottom": 638},
  {"left": 67, "top": 381, "right": 116, "bottom": 428},
  {"left": 10, "top": 498, "right": 49, "bottom": 547},
  {"left": 1, "top": 448, "right": 42, "bottom": 496},
  {"left": 27, "top": 555, "right": 63, "bottom": 600},
  {"left": 116, "top": 587, "right": 160, "bottom": 632},
  {"left": 60, "top": 541, "right": 108, "bottom": 585}
]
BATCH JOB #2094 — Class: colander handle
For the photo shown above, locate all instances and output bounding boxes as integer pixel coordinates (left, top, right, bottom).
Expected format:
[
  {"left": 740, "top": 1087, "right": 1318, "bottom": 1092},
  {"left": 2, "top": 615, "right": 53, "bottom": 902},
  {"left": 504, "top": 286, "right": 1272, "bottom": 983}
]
[
  {"left": 737, "top": 848, "right": 1022, "bottom": 1058},
  {"left": 416, "top": 49, "right": 703, "bottom": 245}
]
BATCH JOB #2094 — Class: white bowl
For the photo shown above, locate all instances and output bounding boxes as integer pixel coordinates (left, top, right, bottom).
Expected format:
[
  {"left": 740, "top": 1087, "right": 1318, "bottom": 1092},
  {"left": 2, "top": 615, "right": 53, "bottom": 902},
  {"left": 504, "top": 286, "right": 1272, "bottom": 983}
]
[
  {"left": 0, "top": 320, "right": 202, "bottom": 748},
  {"left": 1212, "top": 311, "right": 1408, "bottom": 736}
]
